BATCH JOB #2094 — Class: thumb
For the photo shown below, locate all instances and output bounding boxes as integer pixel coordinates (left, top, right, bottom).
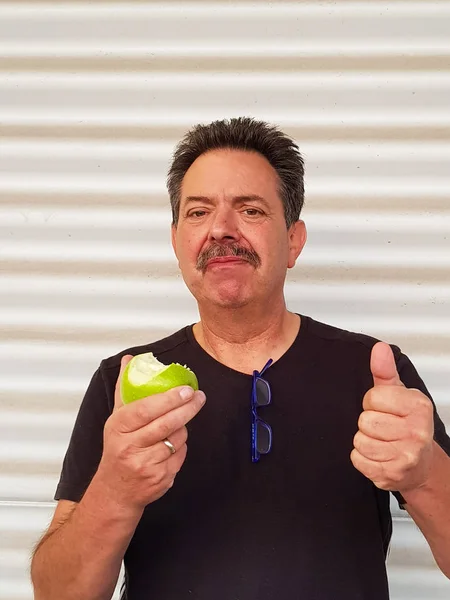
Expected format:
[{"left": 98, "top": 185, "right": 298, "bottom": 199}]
[
  {"left": 113, "top": 354, "right": 133, "bottom": 411},
  {"left": 370, "top": 342, "right": 404, "bottom": 387}
]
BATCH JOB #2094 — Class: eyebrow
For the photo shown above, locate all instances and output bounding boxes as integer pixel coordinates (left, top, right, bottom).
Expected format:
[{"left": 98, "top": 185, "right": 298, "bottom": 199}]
[
  {"left": 184, "top": 195, "right": 268, "bottom": 206},
  {"left": 184, "top": 196, "right": 215, "bottom": 205}
]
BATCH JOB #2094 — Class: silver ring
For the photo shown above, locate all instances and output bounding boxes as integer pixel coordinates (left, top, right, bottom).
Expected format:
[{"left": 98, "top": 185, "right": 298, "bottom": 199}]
[{"left": 163, "top": 438, "right": 176, "bottom": 455}]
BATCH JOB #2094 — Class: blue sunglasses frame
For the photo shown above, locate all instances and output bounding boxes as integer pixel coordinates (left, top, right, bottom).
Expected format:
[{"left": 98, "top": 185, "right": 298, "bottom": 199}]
[{"left": 251, "top": 358, "right": 273, "bottom": 463}]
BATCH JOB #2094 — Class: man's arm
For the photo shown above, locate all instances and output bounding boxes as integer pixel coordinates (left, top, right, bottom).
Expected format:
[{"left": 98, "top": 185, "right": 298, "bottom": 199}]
[
  {"left": 31, "top": 355, "right": 207, "bottom": 600},
  {"left": 31, "top": 476, "right": 142, "bottom": 600},
  {"left": 351, "top": 342, "right": 450, "bottom": 579},
  {"left": 402, "top": 441, "right": 450, "bottom": 579}
]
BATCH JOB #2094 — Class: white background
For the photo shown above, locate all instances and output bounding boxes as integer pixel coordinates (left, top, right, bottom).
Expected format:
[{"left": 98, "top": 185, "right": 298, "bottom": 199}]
[{"left": 0, "top": 2, "right": 449, "bottom": 598}]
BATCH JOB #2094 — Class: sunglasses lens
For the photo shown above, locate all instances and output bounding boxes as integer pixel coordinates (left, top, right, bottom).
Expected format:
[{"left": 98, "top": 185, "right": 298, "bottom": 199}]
[
  {"left": 256, "top": 420, "right": 272, "bottom": 454},
  {"left": 255, "top": 377, "right": 271, "bottom": 406}
]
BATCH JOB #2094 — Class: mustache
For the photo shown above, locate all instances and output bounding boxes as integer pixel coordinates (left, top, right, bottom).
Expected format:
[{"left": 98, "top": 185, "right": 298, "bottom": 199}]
[{"left": 196, "top": 242, "right": 261, "bottom": 272}]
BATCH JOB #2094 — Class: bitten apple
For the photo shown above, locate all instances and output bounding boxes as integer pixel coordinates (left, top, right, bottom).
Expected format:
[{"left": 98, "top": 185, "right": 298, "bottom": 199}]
[{"left": 121, "top": 352, "right": 199, "bottom": 404}]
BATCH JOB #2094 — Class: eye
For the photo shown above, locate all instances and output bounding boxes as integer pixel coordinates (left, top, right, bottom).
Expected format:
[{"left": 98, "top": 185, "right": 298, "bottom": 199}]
[
  {"left": 187, "top": 210, "right": 207, "bottom": 218},
  {"left": 243, "top": 208, "right": 263, "bottom": 217}
]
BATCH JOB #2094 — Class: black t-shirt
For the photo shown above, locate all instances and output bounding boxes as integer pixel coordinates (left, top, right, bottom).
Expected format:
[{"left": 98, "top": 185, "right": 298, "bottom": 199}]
[{"left": 55, "top": 315, "right": 450, "bottom": 600}]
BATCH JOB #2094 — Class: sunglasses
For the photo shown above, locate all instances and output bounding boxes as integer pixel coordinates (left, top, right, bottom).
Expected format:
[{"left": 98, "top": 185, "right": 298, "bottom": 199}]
[{"left": 251, "top": 358, "right": 273, "bottom": 463}]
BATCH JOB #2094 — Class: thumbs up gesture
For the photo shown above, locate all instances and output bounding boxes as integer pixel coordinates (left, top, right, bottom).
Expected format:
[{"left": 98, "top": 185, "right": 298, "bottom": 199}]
[{"left": 350, "top": 342, "right": 435, "bottom": 493}]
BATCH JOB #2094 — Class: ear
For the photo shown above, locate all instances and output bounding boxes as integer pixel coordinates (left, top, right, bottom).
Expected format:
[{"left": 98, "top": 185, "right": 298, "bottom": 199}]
[
  {"left": 171, "top": 223, "right": 178, "bottom": 258},
  {"left": 287, "top": 220, "right": 307, "bottom": 269}
]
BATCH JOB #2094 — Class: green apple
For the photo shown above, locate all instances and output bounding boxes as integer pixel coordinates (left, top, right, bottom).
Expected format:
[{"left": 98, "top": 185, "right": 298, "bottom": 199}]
[{"left": 121, "top": 352, "right": 199, "bottom": 404}]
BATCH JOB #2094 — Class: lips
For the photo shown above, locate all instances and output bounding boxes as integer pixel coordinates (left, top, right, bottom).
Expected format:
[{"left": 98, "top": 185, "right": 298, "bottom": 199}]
[
  {"left": 196, "top": 243, "right": 261, "bottom": 272},
  {"left": 206, "top": 256, "right": 247, "bottom": 266}
]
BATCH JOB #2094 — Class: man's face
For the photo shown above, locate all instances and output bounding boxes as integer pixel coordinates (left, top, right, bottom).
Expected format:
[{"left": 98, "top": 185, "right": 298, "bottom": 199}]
[{"left": 171, "top": 149, "right": 306, "bottom": 309}]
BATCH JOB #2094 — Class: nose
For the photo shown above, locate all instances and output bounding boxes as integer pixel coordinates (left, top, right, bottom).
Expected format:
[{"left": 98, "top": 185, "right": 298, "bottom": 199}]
[{"left": 208, "top": 206, "right": 239, "bottom": 243}]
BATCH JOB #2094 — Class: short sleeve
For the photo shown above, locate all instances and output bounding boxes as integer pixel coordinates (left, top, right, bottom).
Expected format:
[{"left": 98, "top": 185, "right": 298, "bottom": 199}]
[
  {"left": 54, "top": 365, "right": 113, "bottom": 502},
  {"left": 390, "top": 345, "right": 450, "bottom": 508}
]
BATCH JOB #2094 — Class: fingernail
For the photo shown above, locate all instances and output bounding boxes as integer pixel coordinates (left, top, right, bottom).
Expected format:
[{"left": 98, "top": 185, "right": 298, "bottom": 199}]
[
  {"left": 179, "top": 386, "right": 194, "bottom": 400},
  {"left": 196, "top": 390, "right": 206, "bottom": 405}
]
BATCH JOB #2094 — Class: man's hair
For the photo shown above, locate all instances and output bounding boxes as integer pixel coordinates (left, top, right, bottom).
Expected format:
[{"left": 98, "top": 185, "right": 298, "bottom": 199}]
[{"left": 166, "top": 116, "right": 305, "bottom": 228}]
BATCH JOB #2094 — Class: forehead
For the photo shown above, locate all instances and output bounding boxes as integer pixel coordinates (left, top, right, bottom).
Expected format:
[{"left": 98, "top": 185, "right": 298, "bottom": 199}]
[{"left": 180, "top": 149, "right": 280, "bottom": 200}]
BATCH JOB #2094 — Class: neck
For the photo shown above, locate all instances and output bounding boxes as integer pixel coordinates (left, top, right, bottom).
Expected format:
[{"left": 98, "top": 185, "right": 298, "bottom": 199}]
[{"left": 193, "top": 297, "right": 300, "bottom": 373}]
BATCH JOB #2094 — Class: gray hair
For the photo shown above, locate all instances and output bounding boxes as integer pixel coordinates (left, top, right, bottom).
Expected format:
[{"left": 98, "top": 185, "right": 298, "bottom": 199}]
[{"left": 166, "top": 116, "right": 305, "bottom": 227}]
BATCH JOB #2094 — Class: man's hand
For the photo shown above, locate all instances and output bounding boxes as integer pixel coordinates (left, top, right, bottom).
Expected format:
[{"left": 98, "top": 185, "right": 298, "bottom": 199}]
[
  {"left": 350, "top": 342, "right": 435, "bottom": 493},
  {"left": 96, "top": 355, "right": 206, "bottom": 511}
]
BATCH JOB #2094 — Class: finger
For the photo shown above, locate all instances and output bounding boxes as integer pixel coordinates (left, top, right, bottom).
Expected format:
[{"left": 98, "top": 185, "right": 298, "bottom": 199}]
[
  {"left": 165, "top": 442, "right": 188, "bottom": 477},
  {"left": 120, "top": 388, "right": 206, "bottom": 438},
  {"left": 118, "top": 386, "right": 203, "bottom": 433},
  {"left": 128, "top": 390, "right": 206, "bottom": 446},
  {"left": 358, "top": 410, "right": 407, "bottom": 441},
  {"left": 371, "top": 342, "right": 404, "bottom": 388},
  {"left": 148, "top": 444, "right": 189, "bottom": 503},
  {"left": 150, "top": 427, "right": 188, "bottom": 464},
  {"left": 350, "top": 448, "right": 387, "bottom": 488},
  {"left": 353, "top": 431, "right": 397, "bottom": 463},
  {"left": 362, "top": 386, "right": 411, "bottom": 416},
  {"left": 113, "top": 354, "right": 134, "bottom": 411}
]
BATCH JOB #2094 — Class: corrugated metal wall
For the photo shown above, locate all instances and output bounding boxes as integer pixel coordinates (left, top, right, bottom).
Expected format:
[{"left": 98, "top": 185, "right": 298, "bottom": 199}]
[{"left": 1, "top": 2, "right": 449, "bottom": 598}]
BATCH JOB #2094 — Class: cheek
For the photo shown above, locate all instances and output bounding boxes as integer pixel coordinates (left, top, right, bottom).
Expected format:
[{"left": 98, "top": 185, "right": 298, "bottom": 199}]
[
  {"left": 177, "top": 233, "right": 203, "bottom": 264},
  {"left": 266, "top": 236, "right": 288, "bottom": 259}
]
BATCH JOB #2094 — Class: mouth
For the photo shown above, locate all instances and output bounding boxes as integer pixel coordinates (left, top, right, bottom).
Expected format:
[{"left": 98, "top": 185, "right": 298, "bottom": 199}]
[
  {"left": 196, "top": 243, "right": 261, "bottom": 273},
  {"left": 206, "top": 256, "right": 248, "bottom": 267}
]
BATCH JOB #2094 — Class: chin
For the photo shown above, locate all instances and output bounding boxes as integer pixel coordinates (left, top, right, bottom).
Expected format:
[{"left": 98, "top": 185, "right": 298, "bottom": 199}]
[
  {"left": 187, "top": 278, "right": 255, "bottom": 309},
  {"left": 213, "top": 297, "right": 249, "bottom": 309},
  {"left": 212, "top": 281, "right": 253, "bottom": 307},
  {"left": 198, "top": 290, "right": 251, "bottom": 310}
]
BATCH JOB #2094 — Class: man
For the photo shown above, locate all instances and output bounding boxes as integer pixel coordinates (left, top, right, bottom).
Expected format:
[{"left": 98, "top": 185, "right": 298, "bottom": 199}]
[{"left": 31, "top": 117, "right": 450, "bottom": 599}]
